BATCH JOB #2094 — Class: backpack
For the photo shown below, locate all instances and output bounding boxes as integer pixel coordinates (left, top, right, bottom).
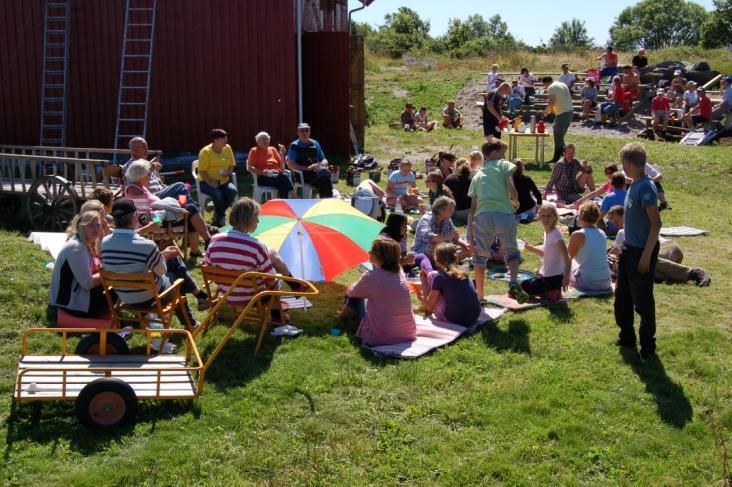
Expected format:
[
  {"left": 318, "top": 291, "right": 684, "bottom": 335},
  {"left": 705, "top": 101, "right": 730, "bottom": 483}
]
[{"left": 351, "top": 188, "right": 385, "bottom": 222}]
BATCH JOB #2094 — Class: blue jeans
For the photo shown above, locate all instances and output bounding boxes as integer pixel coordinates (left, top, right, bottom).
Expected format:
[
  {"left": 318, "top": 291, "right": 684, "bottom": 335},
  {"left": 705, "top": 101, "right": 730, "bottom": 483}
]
[
  {"left": 258, "top": 173, "right": 294, "bottom": 198},
  {"left": 599, "top": 66, "right": 619, "bottom": 79},
  {"left": 601, "top": 101, "right": 623, "bottom": 116},
  {"left": 345, "top": 297, "right": 366, "bottom": 320},
  {"left": 199, "top": 180, "right": 238, "bottom": 220}
]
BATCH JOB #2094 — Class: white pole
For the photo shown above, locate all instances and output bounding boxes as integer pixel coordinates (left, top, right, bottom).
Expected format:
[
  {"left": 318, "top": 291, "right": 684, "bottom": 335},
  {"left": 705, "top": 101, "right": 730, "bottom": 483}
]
[{"left": 296, "top": 0, "right": 303, "bottom": 123}]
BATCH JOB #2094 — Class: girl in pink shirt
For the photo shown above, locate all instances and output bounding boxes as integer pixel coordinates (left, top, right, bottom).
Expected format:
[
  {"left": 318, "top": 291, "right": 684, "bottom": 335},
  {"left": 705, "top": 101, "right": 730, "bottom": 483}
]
[{"left": 344, "top": 238, "right": 417, "bottom": 346}]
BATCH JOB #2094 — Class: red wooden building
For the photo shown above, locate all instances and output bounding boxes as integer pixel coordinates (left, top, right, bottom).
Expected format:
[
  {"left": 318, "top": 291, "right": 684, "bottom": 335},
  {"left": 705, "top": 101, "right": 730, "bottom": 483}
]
[{"left": 0, "top": 0, "right": 359, "bottom": 156}]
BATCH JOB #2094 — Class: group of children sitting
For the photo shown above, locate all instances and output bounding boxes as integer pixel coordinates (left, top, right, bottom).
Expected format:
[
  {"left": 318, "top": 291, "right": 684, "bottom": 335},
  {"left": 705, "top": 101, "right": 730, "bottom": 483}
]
[
  {"left": 400, "top": 101, "right": 463, "bottom": 132},
  {"left": 340, "top": 138, "right": 710, "bottom": 353}
]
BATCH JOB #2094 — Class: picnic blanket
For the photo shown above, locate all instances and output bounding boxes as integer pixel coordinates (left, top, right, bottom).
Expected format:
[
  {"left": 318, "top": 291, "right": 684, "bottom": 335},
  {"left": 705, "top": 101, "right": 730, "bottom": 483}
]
[
  {"left": 364, "top": 307, "right": 506, "bottom": 358},
  {"left": 28, "top": 232, "right": 67, "bottom": 261},
  {"left": 484, "top": 286, "right": 614, "bottom": 311},
  {"left": 660, "top": 226, "right": 708, "bottom": 237},
  {"left": 487, "top": 269, "right": 536, "bottom": 283}
]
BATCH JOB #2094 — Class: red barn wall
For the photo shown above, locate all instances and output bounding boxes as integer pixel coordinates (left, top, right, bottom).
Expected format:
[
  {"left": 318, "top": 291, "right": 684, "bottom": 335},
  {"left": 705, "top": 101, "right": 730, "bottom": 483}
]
[
  {"left": 0, "top": 0, "right": 301, "bottom": 153},
  {"left": 302, "top": 32, "right": 351, "bottom": 157}
]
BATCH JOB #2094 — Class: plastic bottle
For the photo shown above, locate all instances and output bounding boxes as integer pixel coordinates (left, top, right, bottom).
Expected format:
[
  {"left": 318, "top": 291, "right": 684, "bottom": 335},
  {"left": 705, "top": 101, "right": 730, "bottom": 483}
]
[
  {"left": 537, "top": 120, "right": 546, "bottom": 134},
  {"left": 395, "top": 197, "right": 403, "bottom": 213}
]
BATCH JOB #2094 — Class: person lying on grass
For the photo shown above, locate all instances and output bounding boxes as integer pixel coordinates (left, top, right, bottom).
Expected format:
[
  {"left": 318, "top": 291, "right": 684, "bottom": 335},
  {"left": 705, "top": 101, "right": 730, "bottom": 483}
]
[
  {"left": 342, "top": 238, "right": 417, "bottom": 347},
  {"left": 521, "top": 204, "right": 571, "bottom": 302},
  {"left": 417, "top": 242, "right": 481, "bottom": 327},
  {"left": 606, "top": 205, "right": 710, "bottom": 287}
]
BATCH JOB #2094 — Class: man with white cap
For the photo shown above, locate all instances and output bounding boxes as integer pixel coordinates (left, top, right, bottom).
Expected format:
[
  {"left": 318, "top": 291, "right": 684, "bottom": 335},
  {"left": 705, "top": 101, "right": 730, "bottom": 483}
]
[{"left": 286, "top": 123, "right": 333, "bottom": 198}]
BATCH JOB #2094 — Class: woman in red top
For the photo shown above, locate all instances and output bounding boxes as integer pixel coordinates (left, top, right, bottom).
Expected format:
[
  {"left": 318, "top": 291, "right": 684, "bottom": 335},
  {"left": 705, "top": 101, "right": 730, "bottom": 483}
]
[
  {"left": 247, "top": 132, "right": 294, "bottom": 199},
  {"left": 595, "top": 76, "right": 626, "bottom": 125},
  {"left": 683, "top": 88, "right": 713, "bottom": 130}
]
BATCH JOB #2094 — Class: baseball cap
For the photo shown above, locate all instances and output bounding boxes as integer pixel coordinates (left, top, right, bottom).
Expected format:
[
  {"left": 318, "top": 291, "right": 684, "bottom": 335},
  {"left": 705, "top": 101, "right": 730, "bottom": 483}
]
[
  {"left": 674, "top": 69, "right": 682, "bottom": 76},
  {"left": 111, "top": 198, "right": 137, "bottom": 218},
  {"left": 724, "top": 76, "right": 732, "bottom": 84}
]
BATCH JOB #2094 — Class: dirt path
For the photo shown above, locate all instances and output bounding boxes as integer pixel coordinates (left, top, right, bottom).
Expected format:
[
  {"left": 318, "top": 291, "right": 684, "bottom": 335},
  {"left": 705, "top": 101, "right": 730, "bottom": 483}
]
[{"left": 455, "top": 78, "right": 647, "bottom": 140}]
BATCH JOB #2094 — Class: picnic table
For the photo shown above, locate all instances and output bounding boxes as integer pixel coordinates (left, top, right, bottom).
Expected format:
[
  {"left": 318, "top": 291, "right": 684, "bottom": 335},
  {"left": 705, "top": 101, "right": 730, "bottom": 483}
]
[{"left": 506, "top": 132, "right": 549, "bottom": 167}]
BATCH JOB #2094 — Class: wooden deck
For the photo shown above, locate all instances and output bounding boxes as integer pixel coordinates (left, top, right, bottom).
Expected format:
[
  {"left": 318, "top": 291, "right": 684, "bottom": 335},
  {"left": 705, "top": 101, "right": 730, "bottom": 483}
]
[{"left": 14, "top": 354, "right": 198, "bottom": 401}]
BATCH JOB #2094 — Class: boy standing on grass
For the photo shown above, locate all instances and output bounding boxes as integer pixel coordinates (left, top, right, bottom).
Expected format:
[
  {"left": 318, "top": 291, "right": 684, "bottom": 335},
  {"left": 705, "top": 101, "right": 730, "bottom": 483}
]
[
  {"left": 467, "top": 137, "right": 527, "bottom": 304},
  {"left": 614, "top": 142, "right": 662, "bottom": 359}
]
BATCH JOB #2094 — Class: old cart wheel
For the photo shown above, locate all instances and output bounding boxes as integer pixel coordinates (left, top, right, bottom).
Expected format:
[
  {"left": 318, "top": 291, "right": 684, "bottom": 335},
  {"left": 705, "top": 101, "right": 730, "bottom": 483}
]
[
  {"left": 27, "top": 175, "right": 78, "bottom": 231},
  {"left": 0, "top": 195, "right": 22, "bottom": 217},
  {"left": 76, "top": 378, "right": 137, "bottom": 429},
  {"left": 75, "top": 333, "right": 130, "bottom": 355}
]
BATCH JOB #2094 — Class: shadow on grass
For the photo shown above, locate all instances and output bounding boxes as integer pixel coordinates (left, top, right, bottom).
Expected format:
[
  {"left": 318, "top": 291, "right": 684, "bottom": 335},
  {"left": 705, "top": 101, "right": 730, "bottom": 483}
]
[
  {"left": 200, "top": 334, "right": 274, "bottom": 391},
  {"left": 480, "top": 318, "right": 531, "bottom": 355},
  {"left": 546, "top": 300, "right": 574, "bottom": 323},
  {"left": 620, "top": 347, "right": 693, "bottom": 428},
  {"left": 4, "top": 397, "right": 194, "bottom": 458}
]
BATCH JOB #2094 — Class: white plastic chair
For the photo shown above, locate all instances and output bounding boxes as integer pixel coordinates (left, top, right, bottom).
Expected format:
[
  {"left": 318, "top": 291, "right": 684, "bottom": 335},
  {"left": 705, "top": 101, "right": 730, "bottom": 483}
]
[
  {"left": 249, "top": 168, "right": 294, "bottom": 203},
  {"left": 191, "top": 159, "right": 238, "bottom": 212},
  {"left": 290, "top": 169, "right": 314, "bottom": 199}
]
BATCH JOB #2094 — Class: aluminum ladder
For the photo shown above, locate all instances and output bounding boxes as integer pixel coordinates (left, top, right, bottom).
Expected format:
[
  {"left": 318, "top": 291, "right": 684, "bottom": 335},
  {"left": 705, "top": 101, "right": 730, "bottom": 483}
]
[
  {"left": 39, "top": 0, "right": 71, "bottom": 146},
  {"left": 113, "top": 0, "right": 157, "bottom": 157}
]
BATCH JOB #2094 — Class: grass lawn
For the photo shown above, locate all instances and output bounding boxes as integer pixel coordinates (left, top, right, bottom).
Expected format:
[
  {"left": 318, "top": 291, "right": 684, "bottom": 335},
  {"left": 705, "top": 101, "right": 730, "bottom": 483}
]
[{"left": 1, "top": 53, "right": 732, "bottom": 485}]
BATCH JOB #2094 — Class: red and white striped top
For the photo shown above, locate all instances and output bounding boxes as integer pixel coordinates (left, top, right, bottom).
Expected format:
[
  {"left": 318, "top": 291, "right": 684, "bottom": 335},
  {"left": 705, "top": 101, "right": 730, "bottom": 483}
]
[
  {"left": 204, "top": 230, "right": 275, "bottom": 306},
  {"left": 124, "top": 183, "right": 158, "bottom": 222}
]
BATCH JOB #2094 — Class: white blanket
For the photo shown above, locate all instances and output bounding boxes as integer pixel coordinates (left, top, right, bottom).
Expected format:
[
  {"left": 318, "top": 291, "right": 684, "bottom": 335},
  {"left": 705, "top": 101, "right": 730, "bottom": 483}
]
[{"left": 28, "top": 232, "right": 67, "bottom": 261}]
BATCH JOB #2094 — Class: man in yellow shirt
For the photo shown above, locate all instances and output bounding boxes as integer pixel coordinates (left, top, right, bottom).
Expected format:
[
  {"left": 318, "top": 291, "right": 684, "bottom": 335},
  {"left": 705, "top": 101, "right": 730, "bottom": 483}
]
[
  {"left": 198, "top": 128, "right": 238, "bottom": 226},
  {"left": 542, "top": 76, "right": 574, "bottom": 164}
]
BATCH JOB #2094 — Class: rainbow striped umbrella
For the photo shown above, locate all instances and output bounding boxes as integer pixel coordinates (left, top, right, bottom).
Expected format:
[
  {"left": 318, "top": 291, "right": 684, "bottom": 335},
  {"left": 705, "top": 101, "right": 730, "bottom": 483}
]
[{"left": 251, "top": 199, "right": 384, "bottom": 282}]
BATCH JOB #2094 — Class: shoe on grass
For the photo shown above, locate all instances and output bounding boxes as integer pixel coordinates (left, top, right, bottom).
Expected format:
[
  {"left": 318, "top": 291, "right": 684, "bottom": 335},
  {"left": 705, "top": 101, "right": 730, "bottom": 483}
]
[
  {"left": 508, "top": 282, "right": 529, "bottom": 304},
  {"left": 197, "top": 297, "right": 211, "bottom": 311}
]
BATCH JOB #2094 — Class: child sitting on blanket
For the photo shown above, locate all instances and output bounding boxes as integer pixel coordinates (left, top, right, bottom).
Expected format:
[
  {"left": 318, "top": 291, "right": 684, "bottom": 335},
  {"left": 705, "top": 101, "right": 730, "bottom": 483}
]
[
  {"left": 379, "top": 212, "right": 417, "bottom": 271},
  {"left": 342, "top": 238, "right": 417, "bottom": 346},
  {"left": 522, "top": 204, "right": 571, "bottom": 302},
  {"left": 568, "top": 202, "right": 613, "bottom": 293},
  {"left": 418, "top": 243, "right": 481, "bottom": 327}
]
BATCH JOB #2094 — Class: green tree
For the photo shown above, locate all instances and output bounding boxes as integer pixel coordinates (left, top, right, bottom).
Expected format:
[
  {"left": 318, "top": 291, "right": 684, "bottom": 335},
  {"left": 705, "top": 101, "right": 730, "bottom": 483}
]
[
  {"left": 440, "top": 13, "right": 515, "bottom": 58},
  {"left": 350, "top": 21, "right": 374, "bottom": 37},
  {"left": 609, "top": 0, "right": 709, "bottom": 50},
  {"left": 700, "top": 0, "right": 732, "bottom": 48},
  {"left": 367, "top": 7, "right": 431, "bottom": 58},
  {"left": 549, "top": 19, "right": 594, "bottom": 50}
]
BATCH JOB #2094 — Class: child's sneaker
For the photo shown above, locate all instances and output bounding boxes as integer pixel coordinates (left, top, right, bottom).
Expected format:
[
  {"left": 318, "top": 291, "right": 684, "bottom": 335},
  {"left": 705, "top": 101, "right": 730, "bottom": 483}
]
[{"left": 508, "top": 282, "right": 529, "bottom": 304}]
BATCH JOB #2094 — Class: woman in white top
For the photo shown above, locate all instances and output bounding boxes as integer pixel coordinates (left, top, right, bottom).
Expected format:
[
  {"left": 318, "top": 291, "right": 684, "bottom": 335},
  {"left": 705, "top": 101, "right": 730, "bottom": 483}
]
[
  {"left": 567, "top": 202, "right": 612, "bottom": 293},
  {"left": 682, "top": 81, "right": 699, "bottom": 113}
]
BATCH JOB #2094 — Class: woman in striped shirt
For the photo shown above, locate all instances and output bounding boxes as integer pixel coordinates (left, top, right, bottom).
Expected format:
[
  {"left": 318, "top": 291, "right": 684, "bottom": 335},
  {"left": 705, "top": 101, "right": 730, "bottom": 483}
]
[{"left": 204, "top": 197, "right": 302, "bottom": 308}]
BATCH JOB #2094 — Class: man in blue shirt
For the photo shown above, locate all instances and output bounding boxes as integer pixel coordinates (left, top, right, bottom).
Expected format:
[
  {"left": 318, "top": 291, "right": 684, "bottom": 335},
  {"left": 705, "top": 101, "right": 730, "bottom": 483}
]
[
  {"left": 614, "top": 142, "right": 662, "bottom": 359},
  {"left": 599, "top": 172, "right": 628, "bottom": 235},
  {"left": 286, "top": 123, "right": 333, "bottom": 198}
]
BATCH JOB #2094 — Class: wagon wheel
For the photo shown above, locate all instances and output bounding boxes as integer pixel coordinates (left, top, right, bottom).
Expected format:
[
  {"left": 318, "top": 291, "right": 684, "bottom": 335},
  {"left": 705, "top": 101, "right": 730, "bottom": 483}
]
[
  {"left": 76, "top": 378, "right": 137, "bottom": 429},
  {"left": 26, "top": 175, "right": 79, "bottom": 231},
  {"left": 0, "top": 195, "right": 22, "bottom": 217}
]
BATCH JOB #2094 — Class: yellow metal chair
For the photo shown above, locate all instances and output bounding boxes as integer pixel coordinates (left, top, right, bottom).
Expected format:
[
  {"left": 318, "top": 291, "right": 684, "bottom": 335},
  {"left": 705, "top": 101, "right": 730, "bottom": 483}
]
[
  {"left": 100, "top": 269, "right": 194, "bottom": 331},
  {"left": 198, "top": 266, "right": 318, "bottom": 355}
]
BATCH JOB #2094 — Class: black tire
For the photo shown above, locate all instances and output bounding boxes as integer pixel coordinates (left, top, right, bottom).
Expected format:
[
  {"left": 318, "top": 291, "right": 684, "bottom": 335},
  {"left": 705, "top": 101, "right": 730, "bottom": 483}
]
[
  {"left": 76, "top": 378, "right": 137, "bottom": 429},
  {"left": 75, "top": 333, "right": 130, "bottom": 355}
]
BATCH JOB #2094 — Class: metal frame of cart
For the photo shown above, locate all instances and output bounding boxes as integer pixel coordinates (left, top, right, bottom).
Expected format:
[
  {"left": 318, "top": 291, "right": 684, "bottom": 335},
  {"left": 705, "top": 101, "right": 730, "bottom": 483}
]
[{"left": 13, "top": 272, "right": 319, "bottom": 429}]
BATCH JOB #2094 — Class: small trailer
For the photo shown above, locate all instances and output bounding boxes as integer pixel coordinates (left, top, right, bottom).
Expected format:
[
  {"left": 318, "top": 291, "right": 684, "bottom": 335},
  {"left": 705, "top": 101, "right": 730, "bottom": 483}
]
[{"left": 13, "top": 273, "right": 319, "bottom": 429}]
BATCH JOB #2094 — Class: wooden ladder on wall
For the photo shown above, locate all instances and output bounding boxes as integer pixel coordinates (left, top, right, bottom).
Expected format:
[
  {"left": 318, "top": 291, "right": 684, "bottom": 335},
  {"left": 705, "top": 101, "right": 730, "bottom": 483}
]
[{"left": 113, "top": 0, "right": 158, "bottom": 159}]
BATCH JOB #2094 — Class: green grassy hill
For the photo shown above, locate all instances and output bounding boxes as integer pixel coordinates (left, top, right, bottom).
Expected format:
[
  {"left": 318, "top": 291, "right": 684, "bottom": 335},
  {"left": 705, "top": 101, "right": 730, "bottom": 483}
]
[{"left": 1, "top": 51, "right": 731, "bottom": 485}]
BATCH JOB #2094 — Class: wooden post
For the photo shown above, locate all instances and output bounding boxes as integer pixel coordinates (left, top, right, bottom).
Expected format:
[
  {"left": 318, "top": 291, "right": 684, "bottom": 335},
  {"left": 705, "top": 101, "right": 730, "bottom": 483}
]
[{"left": 350, "top": 34, "right": 365, "bottom": 153}]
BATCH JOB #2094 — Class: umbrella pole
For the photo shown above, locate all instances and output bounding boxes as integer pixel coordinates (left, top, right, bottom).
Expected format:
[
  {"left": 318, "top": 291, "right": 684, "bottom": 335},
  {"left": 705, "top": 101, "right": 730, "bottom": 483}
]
[{"left": 298, "top": 220, "right": 305, "bottom": 281}]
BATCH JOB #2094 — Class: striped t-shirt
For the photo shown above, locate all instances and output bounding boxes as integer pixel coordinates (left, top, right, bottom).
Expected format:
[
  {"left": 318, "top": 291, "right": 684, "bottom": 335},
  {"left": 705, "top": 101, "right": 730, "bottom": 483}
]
[
  {"left": 204, "top": 230, "right": 275, "bottom": 306},
  {"left": 100, "top": 229, "right": 169, "bottom": 304}
]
